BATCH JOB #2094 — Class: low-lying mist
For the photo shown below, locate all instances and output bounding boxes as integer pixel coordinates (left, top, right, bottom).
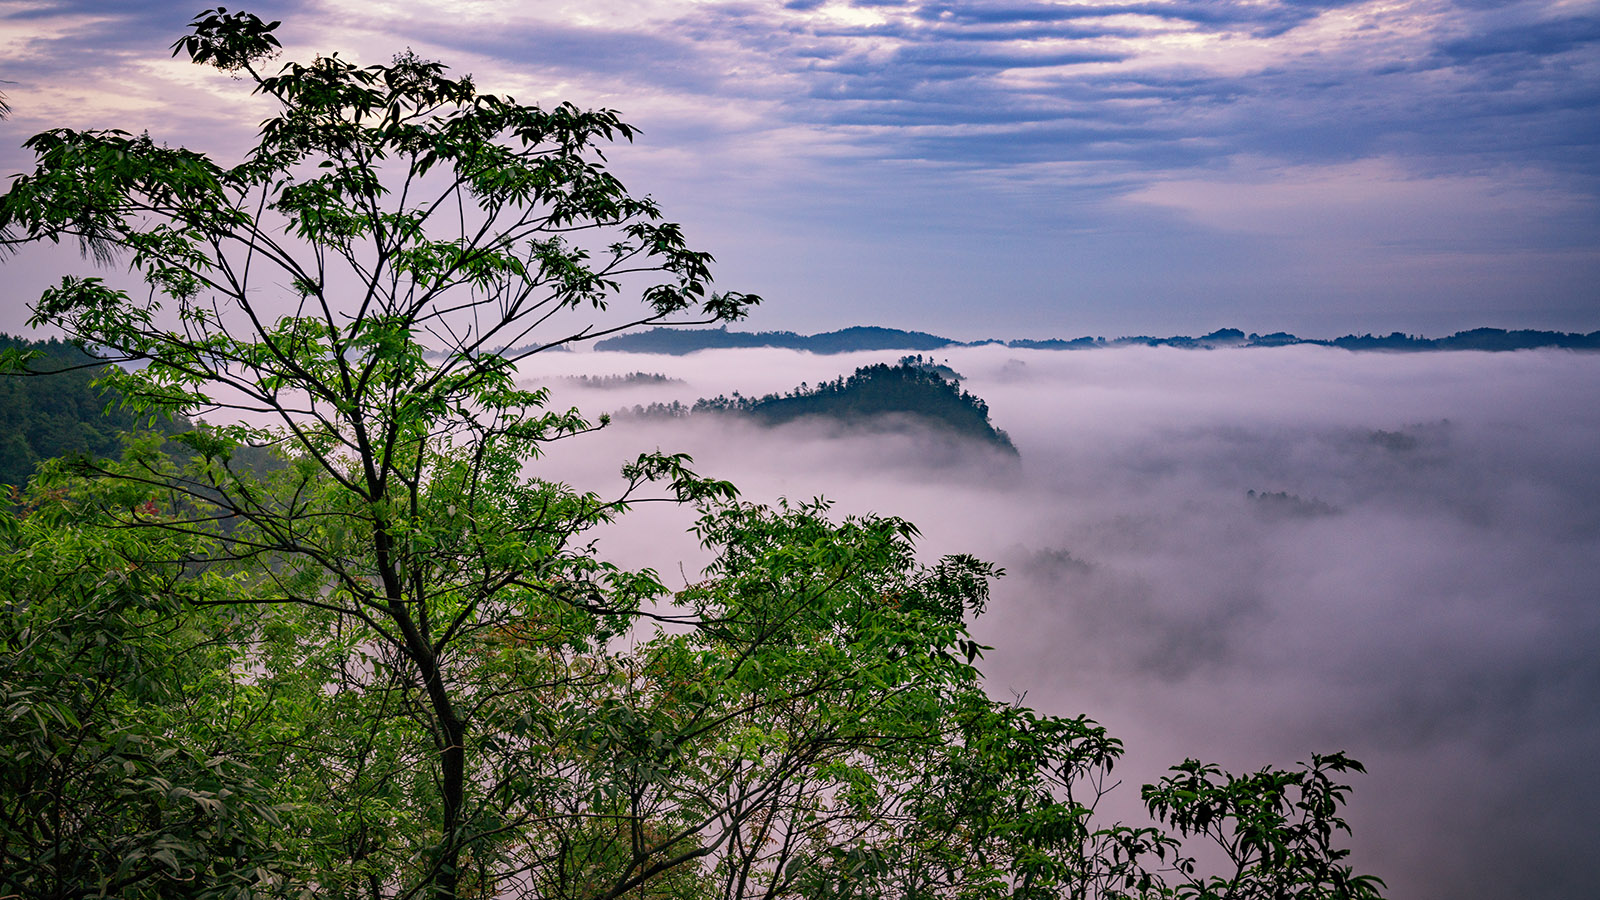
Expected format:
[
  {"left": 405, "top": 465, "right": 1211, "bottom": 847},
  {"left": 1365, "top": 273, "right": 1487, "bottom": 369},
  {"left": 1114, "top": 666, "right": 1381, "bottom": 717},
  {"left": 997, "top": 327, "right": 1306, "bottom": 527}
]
[{"left": 517, "top": 344, "right": 1600, "bottom": 900}]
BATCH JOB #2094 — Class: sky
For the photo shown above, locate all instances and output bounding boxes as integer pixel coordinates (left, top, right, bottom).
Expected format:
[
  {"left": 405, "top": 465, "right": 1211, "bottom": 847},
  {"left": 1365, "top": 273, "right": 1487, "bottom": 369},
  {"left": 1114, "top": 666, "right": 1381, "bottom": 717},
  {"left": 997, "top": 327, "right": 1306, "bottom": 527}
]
[
  {"left": 1, "top": 0, "right": 1598, "bottom": 339},
  {"left": 521, "top": 344, "right": 1600, "bottom": 900}
]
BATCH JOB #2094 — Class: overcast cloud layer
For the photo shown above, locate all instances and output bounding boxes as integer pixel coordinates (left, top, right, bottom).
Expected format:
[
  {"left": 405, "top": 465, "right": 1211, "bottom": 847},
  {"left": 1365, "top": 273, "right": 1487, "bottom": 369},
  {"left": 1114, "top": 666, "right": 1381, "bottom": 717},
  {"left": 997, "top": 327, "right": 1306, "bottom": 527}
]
[
  {"left": 519, "top": 345, "right": 1600, "bottom": 900},
  {"left": 1, "top": 0, "right": 1597, "bottom": 337}
]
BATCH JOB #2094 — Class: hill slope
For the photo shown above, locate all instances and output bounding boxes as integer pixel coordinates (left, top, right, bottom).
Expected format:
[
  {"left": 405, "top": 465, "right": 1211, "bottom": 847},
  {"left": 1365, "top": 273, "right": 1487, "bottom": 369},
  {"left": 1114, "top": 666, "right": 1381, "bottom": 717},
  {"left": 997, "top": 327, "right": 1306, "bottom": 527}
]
[{"left": 0, "top": 335, "right": 185, "bottom": 490}]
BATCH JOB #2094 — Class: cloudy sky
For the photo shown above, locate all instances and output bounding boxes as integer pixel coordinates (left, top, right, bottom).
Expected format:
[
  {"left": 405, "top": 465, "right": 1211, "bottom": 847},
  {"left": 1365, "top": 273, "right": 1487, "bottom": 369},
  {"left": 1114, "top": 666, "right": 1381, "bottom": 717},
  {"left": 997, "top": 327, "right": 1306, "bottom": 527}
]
[{"left": 2, "top": 0, "right": 1598, "bottom": 338}]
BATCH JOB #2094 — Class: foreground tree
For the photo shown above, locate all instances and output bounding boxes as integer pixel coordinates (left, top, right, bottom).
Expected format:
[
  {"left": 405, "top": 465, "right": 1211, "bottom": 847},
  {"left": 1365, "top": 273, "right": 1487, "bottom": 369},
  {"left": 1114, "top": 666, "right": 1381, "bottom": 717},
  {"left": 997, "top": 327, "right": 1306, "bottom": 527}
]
[
  {"left": 0, "top": 9, "right": 1383, "bottom": 900},
  {"left": 0, "top": 478, "right": 286, "bottom": 899},
  {"left": 3, "top": 8, "right": 758, "bottom": 896}
]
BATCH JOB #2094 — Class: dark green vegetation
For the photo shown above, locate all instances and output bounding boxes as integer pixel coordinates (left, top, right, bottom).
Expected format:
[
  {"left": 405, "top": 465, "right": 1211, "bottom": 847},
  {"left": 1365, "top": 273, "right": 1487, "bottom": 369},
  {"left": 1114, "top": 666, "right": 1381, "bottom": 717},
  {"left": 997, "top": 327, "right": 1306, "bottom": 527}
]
[
  {"left": 631, "top": 362, "right": 1017, "bottom": 454},
  {"left": 596, "top": 324, "right": 1600, "bottom": 354},
  {"left": 1253, "top": 328, "right": 1600, "bottom": 351},
  {"left": 0, "top": 334, "right": 185, "bottom": 491},
  {"left": 0, "top": 10, "right": 1382, "bottom": 900},
  {"left": 0, "top": 334, "right": 283, "bottom": 499}
]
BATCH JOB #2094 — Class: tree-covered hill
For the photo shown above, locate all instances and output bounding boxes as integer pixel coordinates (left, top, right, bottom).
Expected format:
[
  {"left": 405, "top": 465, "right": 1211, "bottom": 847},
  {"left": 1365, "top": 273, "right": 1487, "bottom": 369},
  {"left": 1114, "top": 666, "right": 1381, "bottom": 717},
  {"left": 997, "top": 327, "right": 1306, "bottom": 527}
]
[
  {"left": 0, "top": 334, "right": 188, "bottom": 491},
  {"left": 633, "top": 361, "right": 1017, "bottom": 453},
  {"left": 0, "top": 335, "right": 288, "bottom": 496}
]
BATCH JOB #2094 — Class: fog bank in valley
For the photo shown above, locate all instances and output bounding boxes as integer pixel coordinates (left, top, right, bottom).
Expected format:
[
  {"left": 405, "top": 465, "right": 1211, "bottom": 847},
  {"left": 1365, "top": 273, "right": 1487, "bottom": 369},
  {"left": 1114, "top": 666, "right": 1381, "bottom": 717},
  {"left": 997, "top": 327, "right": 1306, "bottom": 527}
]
[{"left": 519, "top": 345, "right": 1600, "bottom": 900}]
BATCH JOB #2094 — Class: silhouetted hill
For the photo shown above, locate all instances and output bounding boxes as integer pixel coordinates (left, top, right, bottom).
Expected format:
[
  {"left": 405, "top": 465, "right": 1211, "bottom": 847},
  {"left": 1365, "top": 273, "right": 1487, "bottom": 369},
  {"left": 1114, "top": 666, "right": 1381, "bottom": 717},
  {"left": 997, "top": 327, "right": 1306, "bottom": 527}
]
[
  {"left": 803, "top": 327, "right": 957, "bottom": 353},
  {"left": 1332, "top": 328, "right": 1600, "bottom": 351},
  {"left": 595, "top": 325, "right": 958, "bottom": 354},
  {"left": 628, "top": 362, "right": 1016, "bottom": 453},
  {"left": 593, "top": 325, "right": 1600, "bottom": 354},
  {"left": 1009, "top": 336, "right": 1103, "bottom": 350}
]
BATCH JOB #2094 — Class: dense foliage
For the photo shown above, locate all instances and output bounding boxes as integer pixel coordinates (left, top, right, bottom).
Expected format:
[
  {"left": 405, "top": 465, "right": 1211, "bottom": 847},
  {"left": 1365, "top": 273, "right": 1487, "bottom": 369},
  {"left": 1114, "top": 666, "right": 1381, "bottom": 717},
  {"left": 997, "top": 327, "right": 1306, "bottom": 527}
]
[
  {"left": 0, "top": 9, "right": 1381, "bottom": 900},
  {"left": 0, "top": 487, "right": 285, "bottom": 899}
]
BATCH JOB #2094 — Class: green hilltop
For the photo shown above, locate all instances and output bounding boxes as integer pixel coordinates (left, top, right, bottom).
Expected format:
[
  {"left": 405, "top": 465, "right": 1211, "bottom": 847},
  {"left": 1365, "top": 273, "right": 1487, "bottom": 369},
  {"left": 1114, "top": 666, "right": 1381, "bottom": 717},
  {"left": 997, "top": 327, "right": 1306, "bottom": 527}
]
[{"left": 629, "top": 360, "right": 1017, "bottom": 454}]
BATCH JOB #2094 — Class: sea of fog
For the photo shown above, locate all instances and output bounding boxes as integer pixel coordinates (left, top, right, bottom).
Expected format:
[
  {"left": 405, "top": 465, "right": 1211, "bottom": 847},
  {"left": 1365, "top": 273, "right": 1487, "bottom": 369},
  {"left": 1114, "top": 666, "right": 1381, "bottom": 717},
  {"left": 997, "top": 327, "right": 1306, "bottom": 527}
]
[{"left": 515, "top": 344, "right": 1600, "bottom": 900}]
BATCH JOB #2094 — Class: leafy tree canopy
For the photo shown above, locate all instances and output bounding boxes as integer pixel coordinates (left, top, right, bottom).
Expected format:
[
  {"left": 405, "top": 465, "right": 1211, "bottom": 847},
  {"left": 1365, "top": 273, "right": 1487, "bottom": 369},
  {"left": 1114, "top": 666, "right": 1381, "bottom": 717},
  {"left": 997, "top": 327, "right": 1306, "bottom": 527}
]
[{"left": 0, "top": 9, "right": 1382, "bottom": 900}]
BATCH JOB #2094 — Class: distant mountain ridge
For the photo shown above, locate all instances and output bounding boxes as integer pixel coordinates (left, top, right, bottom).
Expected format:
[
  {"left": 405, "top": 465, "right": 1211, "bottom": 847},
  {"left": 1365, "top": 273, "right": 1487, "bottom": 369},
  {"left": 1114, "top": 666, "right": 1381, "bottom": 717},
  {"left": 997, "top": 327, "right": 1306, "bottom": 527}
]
[
  {"left": 596, "top": 325, "right": 1600, "bottom": 354},
  {"left": 596, "top": 325, "right": 955, "bottom": 354}
]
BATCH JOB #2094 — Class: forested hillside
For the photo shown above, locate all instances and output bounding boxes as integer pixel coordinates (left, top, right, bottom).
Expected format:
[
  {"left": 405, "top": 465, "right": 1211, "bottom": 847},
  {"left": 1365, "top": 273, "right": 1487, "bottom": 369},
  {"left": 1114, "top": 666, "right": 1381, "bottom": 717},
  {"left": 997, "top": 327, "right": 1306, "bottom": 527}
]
[{"left": 0, "top": 334, "right": 185, "bottom": 490}]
